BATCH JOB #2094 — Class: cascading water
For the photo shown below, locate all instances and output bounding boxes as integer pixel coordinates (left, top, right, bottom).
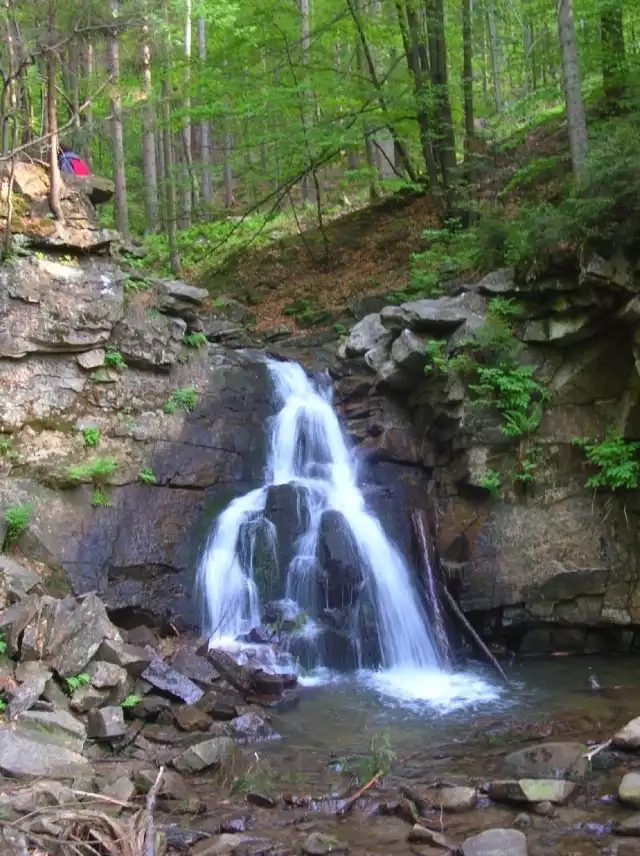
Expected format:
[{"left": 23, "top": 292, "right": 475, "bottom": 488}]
[{"left": 197, "top": 358, "right": 499, "bottom": 707}]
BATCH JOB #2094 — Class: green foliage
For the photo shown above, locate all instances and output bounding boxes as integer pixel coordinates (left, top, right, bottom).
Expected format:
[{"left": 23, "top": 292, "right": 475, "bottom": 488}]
[
  {"left": 82, "top": 427, "right": 101, "bottom": 448},
  {"left": 120, "top": 694, "right": 142, "bottom": 708},
  {"left": 407, "top": 221, "right": 480, "bottom": 301},
  {"left": 123, "top": 274, "right": 151, "bottom": 293},
  {"left": 4, "top": 504, "right": 32, "bottom": 546},
  {"left": 164, "top": 388, "right": 198, "bottom": 414},
  {"left": 104, "top": 349, "right": 127, "bottom": 371},
  {"left": 480, "top": 469, "right": 501, "bottom": 494},
  {"left": 68, "top": 457, "right": 119, "bottom": 485},
  {"left": 0, "top": 437, "right": 12, "bottom": 456},
  {"left": 92, "top": 372, "right": 110, "bottom": 384},
  {"left": 183, "top": 332, "right": 208, "bottom": 348},
  {"left": 573, "top": 430, "right": 640, "bottom": 491},
  {"left": 138, "top": 468, "right": 157, "bottom": 484},
  {"left": 91, "top": 489, "right": 112, "bottom": 508},
  {"left": 423, "top": 339, "right": 449, "bottom": 374},
  {"left": 334, "top": 323, "right": 348, "bottom": 335},
  {"left": 356, "top": 732, "right": 396, "bottom": 783},
  {"left": 65, "top": 673, "right": 91, "bottom": 693},
  {"left": 500, "top": 155, "right": 565, "bottom": 196},
  {"left": 0, "top": 698, "right": 6, "bottom": 714},
  {"left": 0, "top": 633, "right": 7, "bottom": 656},
  {"left": 283, "top": 298, "right": 331, "bottom": 328},
  {"left": 470, "top": 364, "right": 549, "bottom": 437},
  {"left": 516, "top": 446, "right": 540, "bottom": 486}
]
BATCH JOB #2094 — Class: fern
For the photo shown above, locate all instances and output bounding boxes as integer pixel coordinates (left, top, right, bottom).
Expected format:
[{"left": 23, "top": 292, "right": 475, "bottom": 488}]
[
  {"left": 138, "top": 467, "right": 157, "bottom": 484},
  {"left": 65, "top": 673, "right": 91, "bottom": 693},
  {"left": 480, "top": 469, "right": 501, "bottom": 494},
  {"left": 82, "top": 427, "right": 101, "bottom": 448},
  {"left": 164, "top": 388, "right": 197, "bottom": 413},
  {"left": 120, "top": 694, "right": 142, "bottom": 708},
  {"left": 573, "top": 430, "right": 640, "bottom": 491},
  {"left": 183, "top": 332, "right": 208, "bottom": 348},
  {"left": 104, "top": 348, "right": 127, "bottom": 371}
]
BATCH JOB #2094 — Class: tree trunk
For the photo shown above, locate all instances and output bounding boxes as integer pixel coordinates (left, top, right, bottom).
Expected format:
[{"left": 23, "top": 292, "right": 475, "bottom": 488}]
[
  {"left": 223, "top": 122, "right": 234, "bottom": 208},
  {"left": 299, "top": 0, "right": 316, "bottom": 205},
  {"left": 488, "top": 4, "right": 502, "bottom": 113},
  {"left": 107, "top": 0, "right": 129, "bottom": 237},
  {"left": 179, "top": 0, "right": 194, "bottom": 227},
  {"left": 462, "top": 0, "right": 474, "bottom": 167},
  {"left": 47, "top": 0, "right": 64, "bottom": 223},
  {"left": 85, "top": 41, "right": 94, "bottom": 167},
  {"left": 601, "top": 4, "right": 626, "bottom": 107},
  {"left": 162, "top": 81, "right": 181, "bottom": 274},
  {"left": 141, "top": 22, "right": 159, "bottom": 232},
  {"left": 426, "top": 0, "right": 457, "bottom": 199},
  {"left": 556, "top": 0, "right": 588, "bottom": 181},
  {"left": 198, "top": 17, "right": 213, "bottom": 206}
]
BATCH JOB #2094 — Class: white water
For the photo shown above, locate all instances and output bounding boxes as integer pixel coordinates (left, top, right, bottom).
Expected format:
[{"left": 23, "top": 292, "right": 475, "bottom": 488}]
[{"left": 197, "top": 358, "right": 498, "bottom": 707}]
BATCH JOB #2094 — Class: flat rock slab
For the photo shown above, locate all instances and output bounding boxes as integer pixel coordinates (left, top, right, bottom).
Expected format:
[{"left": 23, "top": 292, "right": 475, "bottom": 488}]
[
  {"left": 430, "top": 785, "right": 478, "bottom": 812},
  {"left": 614, "top": 717, "right": 640, "bottom": 750},
  {"left": 17, "top": 709, "right": 86, "bottom": 753},
  {"left": 461, "top": 828, "right": 527, "bottom": 856},
  {"left": 172, "top": 736, "right": 235, "bottom": 774},
  {"left": 620, "top": 773, "right": 640, "bottom": 808},
  {"left": 0, "top": 725, "right": 92, "bottom": 779},
  {"left": 488, "top": 778, "right": 575, "bottom": 805},
  {"left": 142, "top": 658, "right": 204, "bottom": 705},
  {"left": 504, "top": 742, "right": 588, "bottom": 780}
]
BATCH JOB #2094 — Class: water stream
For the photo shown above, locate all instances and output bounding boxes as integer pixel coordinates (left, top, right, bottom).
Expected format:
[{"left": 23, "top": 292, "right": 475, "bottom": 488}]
[{"left": 197, "top": 358, "right": 493, "bottom": 707}]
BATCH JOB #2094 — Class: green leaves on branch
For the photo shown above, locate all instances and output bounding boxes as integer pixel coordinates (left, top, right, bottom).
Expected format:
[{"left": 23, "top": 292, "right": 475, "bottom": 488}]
[{"left": 573, "top": 430, "right": 640, "bottom": 491}]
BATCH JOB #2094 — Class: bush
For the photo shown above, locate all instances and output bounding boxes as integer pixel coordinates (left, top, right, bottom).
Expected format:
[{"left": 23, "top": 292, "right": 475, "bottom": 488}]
[
  {"left": 183, "top": 332, "right": 208, "bottom": 348},
  {"left": 68, "top": 457, "right": 118, "bottom": 485},
  {"left": 4, "top": 504, "right": 32, "bottom": 546},
  {"left": 82, "top": 427, "right": 101, "bottom": 447},
  {"left": 138, "top": 467, "right": 157, "bottom": 484},
  {"left": 573, "top": 430, "right": 640, "bottom": 491},
  {"left": 105, "top": 348, "right": 127, "bottom": 371}
]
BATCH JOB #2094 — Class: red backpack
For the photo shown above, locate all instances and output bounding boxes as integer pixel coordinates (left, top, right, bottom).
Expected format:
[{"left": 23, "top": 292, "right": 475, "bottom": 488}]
[{"left": 71, "top": 157, "right": 91, "bottom": 176}]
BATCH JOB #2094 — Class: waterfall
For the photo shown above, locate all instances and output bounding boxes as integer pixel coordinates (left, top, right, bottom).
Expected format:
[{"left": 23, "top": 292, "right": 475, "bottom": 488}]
[{"left": 197, "top": 358, "right": 440, "bottom": 673}]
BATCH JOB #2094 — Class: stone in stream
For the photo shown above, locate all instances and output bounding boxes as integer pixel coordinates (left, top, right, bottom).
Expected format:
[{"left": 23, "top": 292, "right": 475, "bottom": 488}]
[
  {"left": 302, "top": 832, "right": 349, "bottom": 855},
  {"left": 141, "top": 658, "right": 204, "bottom": 705},
  {"left": 192, "top": 834, "right": 247, "bottom": 855},
  {"left": 461, "top": 829, "right": 527, "bottom": 856},
  {"left": 503, "top": 742, "right": 588, "bottom": 780},
  {"left": 229, "top": 712, "right": 281, "bottom": 743},
  {"left": 488, "top": 778, "right": 575, "bottom": 805},
  {"left": 408, "top": 824, "right": 458, "bottom": 851},
  {"left": 0, "top": 726, "right": 92, "bottom": 779},
  {"left": 246, "top": 792, "right": 277, "bottom": 809},
  {"left": 87, "top": 706, "right": 126, "bottom": 740},
  {"left": 430, "top": 785, "right": 478, "bottom": 812},
  {"left": 172, "top": 736, "right": 235, "bottom": 774},
  {"left": 614, "top": 813, "right": 640, "bottom": 835},
  {"left": 614, "top": 717, "right": 640, "bottom": 750},
  {"left": 619, "top": 773, "right": 640, "bottom": 808}
]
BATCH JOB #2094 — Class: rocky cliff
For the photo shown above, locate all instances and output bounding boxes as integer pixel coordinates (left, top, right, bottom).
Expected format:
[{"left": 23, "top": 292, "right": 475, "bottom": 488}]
[{"left": 334, "top": 248, "right": 640, "bottom": 654}]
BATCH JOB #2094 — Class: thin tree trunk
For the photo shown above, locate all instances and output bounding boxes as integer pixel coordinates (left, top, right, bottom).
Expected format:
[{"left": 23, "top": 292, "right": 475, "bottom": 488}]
[
  {"left": 198, "top": 17, "right": 213, "bottom": 206},
  {"left": 179, "top": 0, "right": 194, "bottom": 227},
  {"left": 162, "top": 81, "right": 181, "bottom": 274},
  {"left": 556, "top": 0, "right": 588, "bottom": 180},
  {"left": 426, "top": 0, "right": 457, "bottom": 199},
  {"left": 462, "top": 0, "right": 474, "bottom": 168},
  {"left": 299, "top": 0, "right": 316, "bottom": 205},
  {"left": 107, "top": 0, "right": 129, "bottom": 237},
  {"left": 488, "top": 4, "right": 502, "bottom": 113},
  {"left": 601, "top": 4, "right": 626, "bottom": 107},
  {"left": 47, "top": 0, "right": 64, "bottom": 223},
  {"left": 85, "top": 41, "right": 94, "bottom": 167},
  {"left": 223, "top": 123, "right": 234, "bottom": 208},
  {"left": 69, "top": 42, "right": 81, "bottom": 132},
  {"left": 141, "top": 21, "right": 159, "bottom": 232},
  {"left": 2, "top": 0, "right": 17, "bottom": 153}
]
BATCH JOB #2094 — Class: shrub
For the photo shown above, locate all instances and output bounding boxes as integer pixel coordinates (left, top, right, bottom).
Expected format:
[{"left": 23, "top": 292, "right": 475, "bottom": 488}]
[
  {"left": 164, "top": 388, "right": 197, "bottom": 414},
  {"left": 138, "top": 467, "right": 157, "bottom": 484},
  {"left": 183, "top": 332, "right": 208, "bottom": 348},
  {"left": 82, "top": 427, "right": 101, "bottom": 448},
  {"left": 65, "top": 673, "right": 91, "bottom": 693},
  {"left": 480, "top": 469, "right": 501, "bottom": 494},
  {"left": 104, "top": 348, "right": 127, "bottom": 371},
  {"left": 4, "top": 504, "right": 32, "bottom": 546}
]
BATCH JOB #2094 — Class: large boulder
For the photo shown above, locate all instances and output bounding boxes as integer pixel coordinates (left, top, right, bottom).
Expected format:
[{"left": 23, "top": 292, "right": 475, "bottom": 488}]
[
  {"left": 109, "top": 304, "right": 187, "bottom": 372},
  {"left": 503, "top": 742, "right": 588, "bottom": 780},
  {"left": 0, "top": 255, "right": 124, "bottom": 358},
  {"left": 380, "top": 292, "right": 482, "bottom": 333},
  {"left": 318, "top": 510, "right": 363, "bottom": 611},
  {"left": 52, "top": 593, "right": 122, "bottom": 678},
  {"left": 263, "top": 483, "right": 310, "bottom": 596},
  {"left": 487, "top": 779, "right": 575, "bottom": 805},
  {"left": 0, "top": 726, "right": 92, "bottom": 779},
  {"left": 345, "top": 313, "right": 393, "bottom": 357},
  {"left": 614, "top": 716, "right": 640, "bottom": 750},
  {"left": 619, "top": 773, "right": 640, "bottom": 808}
]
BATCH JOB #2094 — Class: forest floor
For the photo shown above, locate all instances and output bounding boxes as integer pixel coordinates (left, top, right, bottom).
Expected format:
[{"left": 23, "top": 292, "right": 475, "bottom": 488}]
[{"left": 192, "top": 103, "right": 571, "bottom": 333}]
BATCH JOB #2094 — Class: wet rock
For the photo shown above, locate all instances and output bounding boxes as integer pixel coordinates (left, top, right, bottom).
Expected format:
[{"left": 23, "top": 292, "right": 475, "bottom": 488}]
[
  {"left": 17, "top": 709, "right": 86, "bottom": 752},
  {"left": 302, "top": 832, "right": 349, "bottom": 855},
  {"left": 132, "top": 694, "right": 173, "bottom": 720},
  {"left": 6, "top": 670, "right": 51, "bottom": 719},
  {"left": 174, "top": 705, "right": 213, "bottom": 732},
  {"left": 161, "top": 824, "right": 209, "bottom": 850},
  {"left": 172, "top": 736, "right": 235, "bottom": 774},
  {"left": 522, "top": 313, "right": 596, "bottom": 345},
  {"left": 620, "top": 773, "right": 640, "bottom": 808},
  {"left": 318, "top": 510, "right": 363, "bottom": 611},
  {"left": 408, "top": 824, "right": 457, "bottom": 851},
  {"left": 488, "top": 778, "right": 575, "bottom": 805},
  {"left": 53, "top": 593, "right": 122, "bottom": 678},
  {"left": 229, "top": 712, "right": 280, "bottom": 743},
  {"left": 102, "top": 776, "right": 136, "bottom": 804},
  {"left": 477, "top": 268, "right": 516, "bottom": 295},
  {"left": 171, "top": 647, "right": 220, "bottom": 686},
  {"left": 246, "top": 792, "right": 277, "bottom": 809},
  {"left": 513, "top": 813, "right": 533, "bottom": 831},
  {"left": 110, "top": 305, "right": 186, "bottom": 372},
  {"left": 614, "top": 716, "right": 640, "bottom": 750},
  {"left": 70, "top": 685, "right": 110, "bottom": 713},
  {"left": 141, "top": 658, "right": 204, "bottom": 704},
  {"left": 0, "top": 726, "right": 92, "bottom": 779},
  {"left": 87, "top": 706, "right": 126, "bottom": 740},
  {"left": 0, "top": 555, "right": 41, "bottom": 603},
  {"left": 430, "top": 785, "right": 478, "bottom": 813},
  {"left": 503, "top": 742, "right": 588, "bottom": 780},
  {"left": 193, "top": 834, "right": 246, "bottom": 855},
  {"left": 461, "top": 829, "right": 527, "bottom": 856},
  {"left": 97, "top": 639, "right": 153, "bottom": 677},
  {"left": 87, "top": 660, "right": 130, "bottom": 690},
  {"left": 345, "top": 313, "right": 392, "bottom": 357},
  {"left": 614, "top": 813, "right": 640, "bottom": 835},
  {"left": 263, "top": 483, "right": 308, "bottom": 595}
]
